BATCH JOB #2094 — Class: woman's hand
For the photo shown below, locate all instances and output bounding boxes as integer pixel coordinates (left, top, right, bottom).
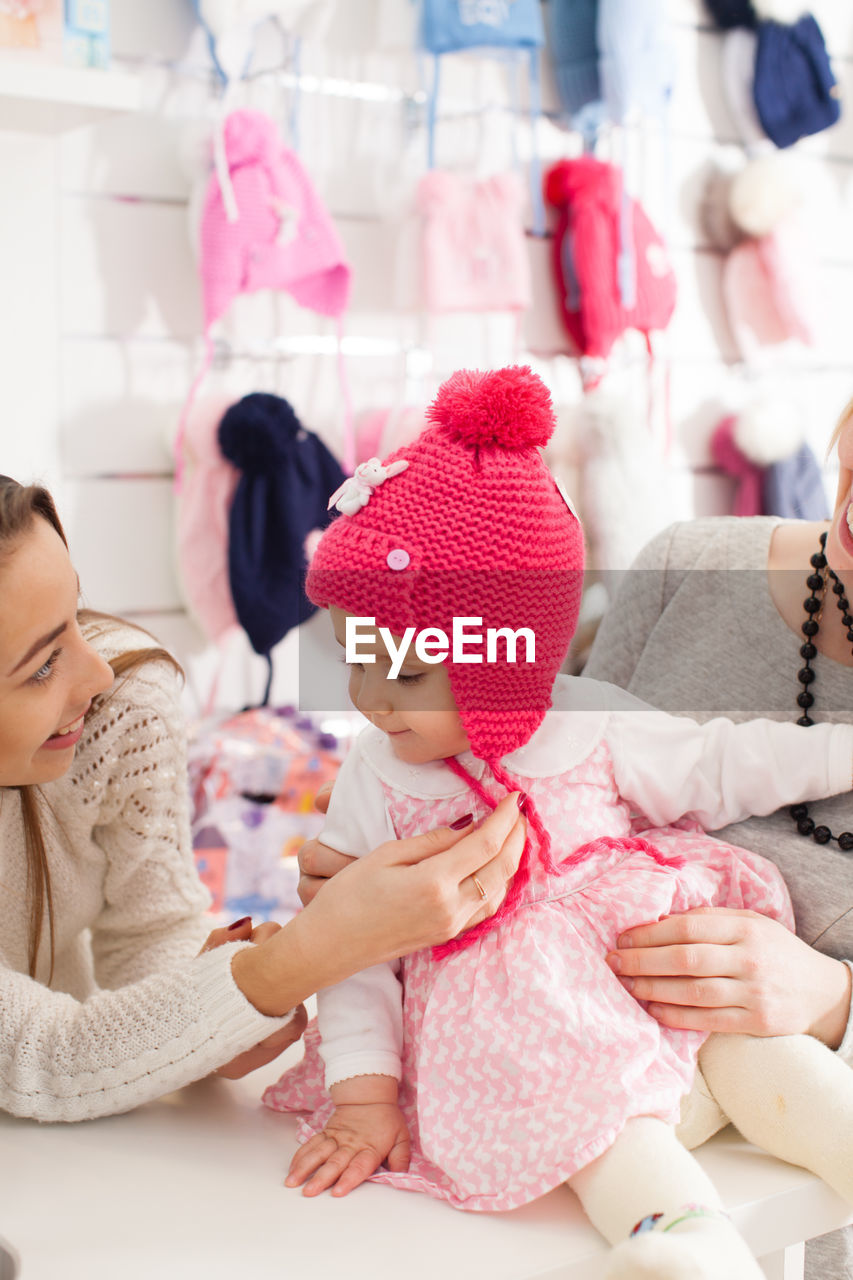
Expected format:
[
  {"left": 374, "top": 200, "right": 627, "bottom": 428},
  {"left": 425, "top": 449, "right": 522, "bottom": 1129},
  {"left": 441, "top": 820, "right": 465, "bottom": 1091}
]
[
  {"left": 304, "top": 790, "right": 526, "bottom": 959},
  {"left": 606, "top": 907, "right": 852, "bottom": 1047},
  {"left": 232, "top": 791, "right": 527, "bottom": 1016},
  {"left": 201, "top": 919, "right": 308, "bottom": 1077},
  {"left": 213, "top": 1004, "right": 309, "bottom": 1079}
]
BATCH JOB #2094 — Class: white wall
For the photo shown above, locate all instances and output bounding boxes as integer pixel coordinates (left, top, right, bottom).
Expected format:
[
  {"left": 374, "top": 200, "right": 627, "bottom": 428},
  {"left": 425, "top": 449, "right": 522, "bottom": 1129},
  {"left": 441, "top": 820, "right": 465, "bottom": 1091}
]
[{"left": 2, "top": 0, "right": 852, "bottom": 712}]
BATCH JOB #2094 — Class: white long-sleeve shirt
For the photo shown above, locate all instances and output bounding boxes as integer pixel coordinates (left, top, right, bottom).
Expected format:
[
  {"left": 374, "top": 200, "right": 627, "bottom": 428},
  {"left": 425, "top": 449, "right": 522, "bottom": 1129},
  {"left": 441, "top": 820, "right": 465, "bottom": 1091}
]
[
  {"left": 317, "top": 674, "right": 853, "bottom": 1089},
  {"left": 0, "top": 624, "right": 293, "bottom": 1122}
]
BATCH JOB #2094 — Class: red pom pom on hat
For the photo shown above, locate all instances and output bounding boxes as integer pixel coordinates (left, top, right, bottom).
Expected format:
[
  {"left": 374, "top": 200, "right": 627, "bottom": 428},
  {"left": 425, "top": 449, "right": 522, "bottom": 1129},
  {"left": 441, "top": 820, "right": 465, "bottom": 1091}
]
[{"left": 425, "top": 365, "right": 556, "bottom": 450}]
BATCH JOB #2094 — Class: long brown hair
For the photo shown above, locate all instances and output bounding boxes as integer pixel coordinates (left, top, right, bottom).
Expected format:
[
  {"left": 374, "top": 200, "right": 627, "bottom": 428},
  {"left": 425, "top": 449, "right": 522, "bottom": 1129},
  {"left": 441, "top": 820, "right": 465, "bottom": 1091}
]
[{"left": 0, "top": 476, "right": 180, "bottom": 982}]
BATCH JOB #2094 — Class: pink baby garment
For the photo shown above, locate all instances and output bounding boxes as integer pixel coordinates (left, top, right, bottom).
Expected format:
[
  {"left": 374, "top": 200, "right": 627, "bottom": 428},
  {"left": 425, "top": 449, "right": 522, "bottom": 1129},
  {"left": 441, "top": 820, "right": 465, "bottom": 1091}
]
[{"left": 263, "top": 740, "right": 792, "bottom": 1211}]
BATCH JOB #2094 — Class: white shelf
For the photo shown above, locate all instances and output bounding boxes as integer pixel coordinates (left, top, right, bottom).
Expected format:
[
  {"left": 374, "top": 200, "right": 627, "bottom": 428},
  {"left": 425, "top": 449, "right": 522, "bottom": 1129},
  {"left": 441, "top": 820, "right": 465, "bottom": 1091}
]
[{"left": 0, "top": 59, "right": 141, "bottom": 132}]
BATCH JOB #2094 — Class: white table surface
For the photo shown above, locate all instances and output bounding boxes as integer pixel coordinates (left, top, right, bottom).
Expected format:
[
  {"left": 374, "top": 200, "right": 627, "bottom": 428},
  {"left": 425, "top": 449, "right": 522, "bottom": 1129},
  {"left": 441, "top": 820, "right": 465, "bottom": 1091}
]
[{"left": 2, "top": 1040, "right": 850, "bottom": 1280}]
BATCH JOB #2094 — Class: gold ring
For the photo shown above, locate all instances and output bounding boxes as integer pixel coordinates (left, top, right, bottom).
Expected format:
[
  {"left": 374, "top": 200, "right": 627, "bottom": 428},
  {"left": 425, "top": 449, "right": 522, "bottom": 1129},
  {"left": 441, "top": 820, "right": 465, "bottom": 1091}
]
[{"left": 472, "top": 875, "right": 488, "bottom": 900}]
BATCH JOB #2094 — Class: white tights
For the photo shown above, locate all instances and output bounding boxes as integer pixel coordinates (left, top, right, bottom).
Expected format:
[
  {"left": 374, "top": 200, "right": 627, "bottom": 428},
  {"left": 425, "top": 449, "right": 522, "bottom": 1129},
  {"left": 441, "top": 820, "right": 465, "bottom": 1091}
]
[
  {"left": 569, "top": 1117, "right": 763, "bottom": 1279},
  {"left": 567, "top": 1030, "right": 853, "bottom": 1278}
]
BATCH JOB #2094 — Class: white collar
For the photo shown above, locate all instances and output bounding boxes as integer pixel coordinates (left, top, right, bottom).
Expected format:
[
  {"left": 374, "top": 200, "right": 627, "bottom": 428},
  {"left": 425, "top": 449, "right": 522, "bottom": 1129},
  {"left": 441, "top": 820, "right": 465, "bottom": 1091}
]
[{"left": 356, "top": 674, "right": 641, "bottom": 798}]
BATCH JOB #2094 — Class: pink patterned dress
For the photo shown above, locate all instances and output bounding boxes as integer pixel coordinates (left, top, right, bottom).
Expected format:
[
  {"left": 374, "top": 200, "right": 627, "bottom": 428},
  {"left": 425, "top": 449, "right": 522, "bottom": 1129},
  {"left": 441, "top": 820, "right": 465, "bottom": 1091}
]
[{"left": 263, "top": 739, "right": 793, "bottom": 1212}]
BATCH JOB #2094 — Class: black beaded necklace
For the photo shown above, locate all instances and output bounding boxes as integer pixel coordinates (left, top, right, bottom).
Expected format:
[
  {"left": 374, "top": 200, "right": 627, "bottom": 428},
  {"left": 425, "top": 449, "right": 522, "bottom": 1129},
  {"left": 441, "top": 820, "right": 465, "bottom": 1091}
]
[{"left": 789, "top": 531, "right": 853, "bottom": 851}]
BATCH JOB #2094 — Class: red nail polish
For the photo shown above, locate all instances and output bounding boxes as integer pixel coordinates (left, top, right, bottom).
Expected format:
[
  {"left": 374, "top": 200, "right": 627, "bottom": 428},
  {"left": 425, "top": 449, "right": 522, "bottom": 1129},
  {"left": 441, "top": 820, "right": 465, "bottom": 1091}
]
[
  {"left": 227, "top": 916, "right": 252, "bottom": 931},
  {"left": 517, "top": 792, "right": 529, "bottom": 813},
  {"left": 450, "top": 813, "right": 474, "bottom": 830}
]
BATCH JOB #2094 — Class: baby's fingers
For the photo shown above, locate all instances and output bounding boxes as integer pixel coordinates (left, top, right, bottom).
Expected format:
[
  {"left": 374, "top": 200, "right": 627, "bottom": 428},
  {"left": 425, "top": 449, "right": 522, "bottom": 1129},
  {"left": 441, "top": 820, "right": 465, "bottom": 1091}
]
[
  {"left": 385, "top": 1130, "right": 411, "bottom": 1174},
  {"left": 329, "top": 1147, "right": 386, "bottom": 1197},
  {"left": 302, "top": 1142, "right": 380, "bottom": 1198},
  {"left": 285, "top": 1133, "right": 337, "bottom": 1188},
  {"left": 286, "top": 1135, "right": 380, "bottom": 1198}
]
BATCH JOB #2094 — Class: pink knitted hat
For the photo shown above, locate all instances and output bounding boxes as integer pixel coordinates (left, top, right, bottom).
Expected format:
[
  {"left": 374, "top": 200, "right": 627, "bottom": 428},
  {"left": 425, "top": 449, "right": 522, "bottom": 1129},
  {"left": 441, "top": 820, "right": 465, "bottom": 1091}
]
[
  {"left": 176, "top": 109, "right": 354, "bottom": 484},
  {"left": 723, "top": 224, "right": 814, "bottom": 361},
  {"left": 418, "top": 170, "right": 532, "bottom": 313},
  {"left": 710, "top": 414, "right": 764, "bottom": 517},
  {"left": 199, "top": 109, "right": 351, "bottom": 329},
  {"left": 306, "top": 366, "right": 584, "bottom": 764},
  {"left": 544, "top": 156, "right": 677, "bottom": 385}
]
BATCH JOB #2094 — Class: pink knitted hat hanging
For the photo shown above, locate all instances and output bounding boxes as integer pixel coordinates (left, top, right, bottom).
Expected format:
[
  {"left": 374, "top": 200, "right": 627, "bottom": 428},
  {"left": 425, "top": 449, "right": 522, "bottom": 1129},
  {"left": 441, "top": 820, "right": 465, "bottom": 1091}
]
[
  {"left": 710, "top": 414, "right": 764, "bottom": 517},
  {"left": 175, "top": 109, "right": 354, "bottom": 485},
  {"left": 544, "top": 156, "right": 677, "bottom": 386},
  {"left": 306, "top": 365, "right": 584, "bottom": 763},
  {"left": 723, "top": 223, "right": 815, "bottom": 361},
  {"left": 199, "top": 109, "right": 351, "bottom": 329},
  {"left": 418, "top": 170, "right": 532, "bottom": 313}
]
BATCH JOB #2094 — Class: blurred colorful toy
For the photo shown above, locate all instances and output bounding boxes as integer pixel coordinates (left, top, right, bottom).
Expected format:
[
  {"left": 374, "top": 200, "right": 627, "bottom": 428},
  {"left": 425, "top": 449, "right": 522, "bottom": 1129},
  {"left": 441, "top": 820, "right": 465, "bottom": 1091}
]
[{"left": 188, "top": 704, "right": 351, "bottom": 921}]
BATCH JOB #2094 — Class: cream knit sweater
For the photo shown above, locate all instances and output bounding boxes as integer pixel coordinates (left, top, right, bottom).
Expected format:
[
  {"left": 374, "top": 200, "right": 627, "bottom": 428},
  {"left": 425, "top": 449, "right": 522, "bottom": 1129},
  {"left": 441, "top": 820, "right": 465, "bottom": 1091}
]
[{"left": 0, "top": 624, "right": 292, "bottom": 1121}]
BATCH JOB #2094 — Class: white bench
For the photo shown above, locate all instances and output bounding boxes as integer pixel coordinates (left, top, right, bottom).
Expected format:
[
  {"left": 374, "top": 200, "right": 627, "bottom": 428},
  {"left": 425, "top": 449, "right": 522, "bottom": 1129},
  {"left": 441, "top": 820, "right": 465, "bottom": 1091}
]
[{"left": 1, "top": 1042, "right": 849, "bottom": 1280}]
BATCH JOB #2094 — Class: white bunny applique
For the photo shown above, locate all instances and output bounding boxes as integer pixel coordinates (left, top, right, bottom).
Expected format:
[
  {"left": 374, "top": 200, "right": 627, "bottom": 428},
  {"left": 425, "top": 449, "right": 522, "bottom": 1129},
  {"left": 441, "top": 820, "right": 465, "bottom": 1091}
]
[{"left": 327, "top": 458, "right": 410, "bottom": 516}]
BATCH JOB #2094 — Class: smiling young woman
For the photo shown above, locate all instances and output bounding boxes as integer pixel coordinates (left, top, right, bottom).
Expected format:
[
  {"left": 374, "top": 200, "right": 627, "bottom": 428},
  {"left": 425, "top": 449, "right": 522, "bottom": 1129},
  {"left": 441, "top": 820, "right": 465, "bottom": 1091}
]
[
  {"left": 0, "top": 481, "right": 155, "bottom": 980},
  {"left": 0, "top": 475, "right": 524, "bottom": 1123}
]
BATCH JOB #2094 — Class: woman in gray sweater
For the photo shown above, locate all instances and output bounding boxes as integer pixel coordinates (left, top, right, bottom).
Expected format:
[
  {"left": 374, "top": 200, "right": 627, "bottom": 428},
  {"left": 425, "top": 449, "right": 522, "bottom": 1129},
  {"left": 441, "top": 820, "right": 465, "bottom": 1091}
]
[{"left": 583, "top": 406, "right": 853, "bottom": 1277}]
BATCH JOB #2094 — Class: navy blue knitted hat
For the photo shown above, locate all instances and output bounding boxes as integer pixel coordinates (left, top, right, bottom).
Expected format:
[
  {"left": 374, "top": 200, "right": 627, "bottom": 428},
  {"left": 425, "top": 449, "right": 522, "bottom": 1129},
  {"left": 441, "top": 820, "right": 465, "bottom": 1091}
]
[
  {"left": 218, "top": 393, "right": 346, "bottom": 703},
  {"left": 704, "top": 0, "right": 757, "bottom": 28},
  {"left": 753, "top": 15, "right": 841, "bottom": 148}
]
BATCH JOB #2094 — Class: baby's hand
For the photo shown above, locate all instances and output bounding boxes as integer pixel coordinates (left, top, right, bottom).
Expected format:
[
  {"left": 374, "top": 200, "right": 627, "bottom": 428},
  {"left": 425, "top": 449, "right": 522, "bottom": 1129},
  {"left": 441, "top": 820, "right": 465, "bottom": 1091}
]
[{"left": 285, "top": 1100, "right": 410, "bottom": 1197}]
